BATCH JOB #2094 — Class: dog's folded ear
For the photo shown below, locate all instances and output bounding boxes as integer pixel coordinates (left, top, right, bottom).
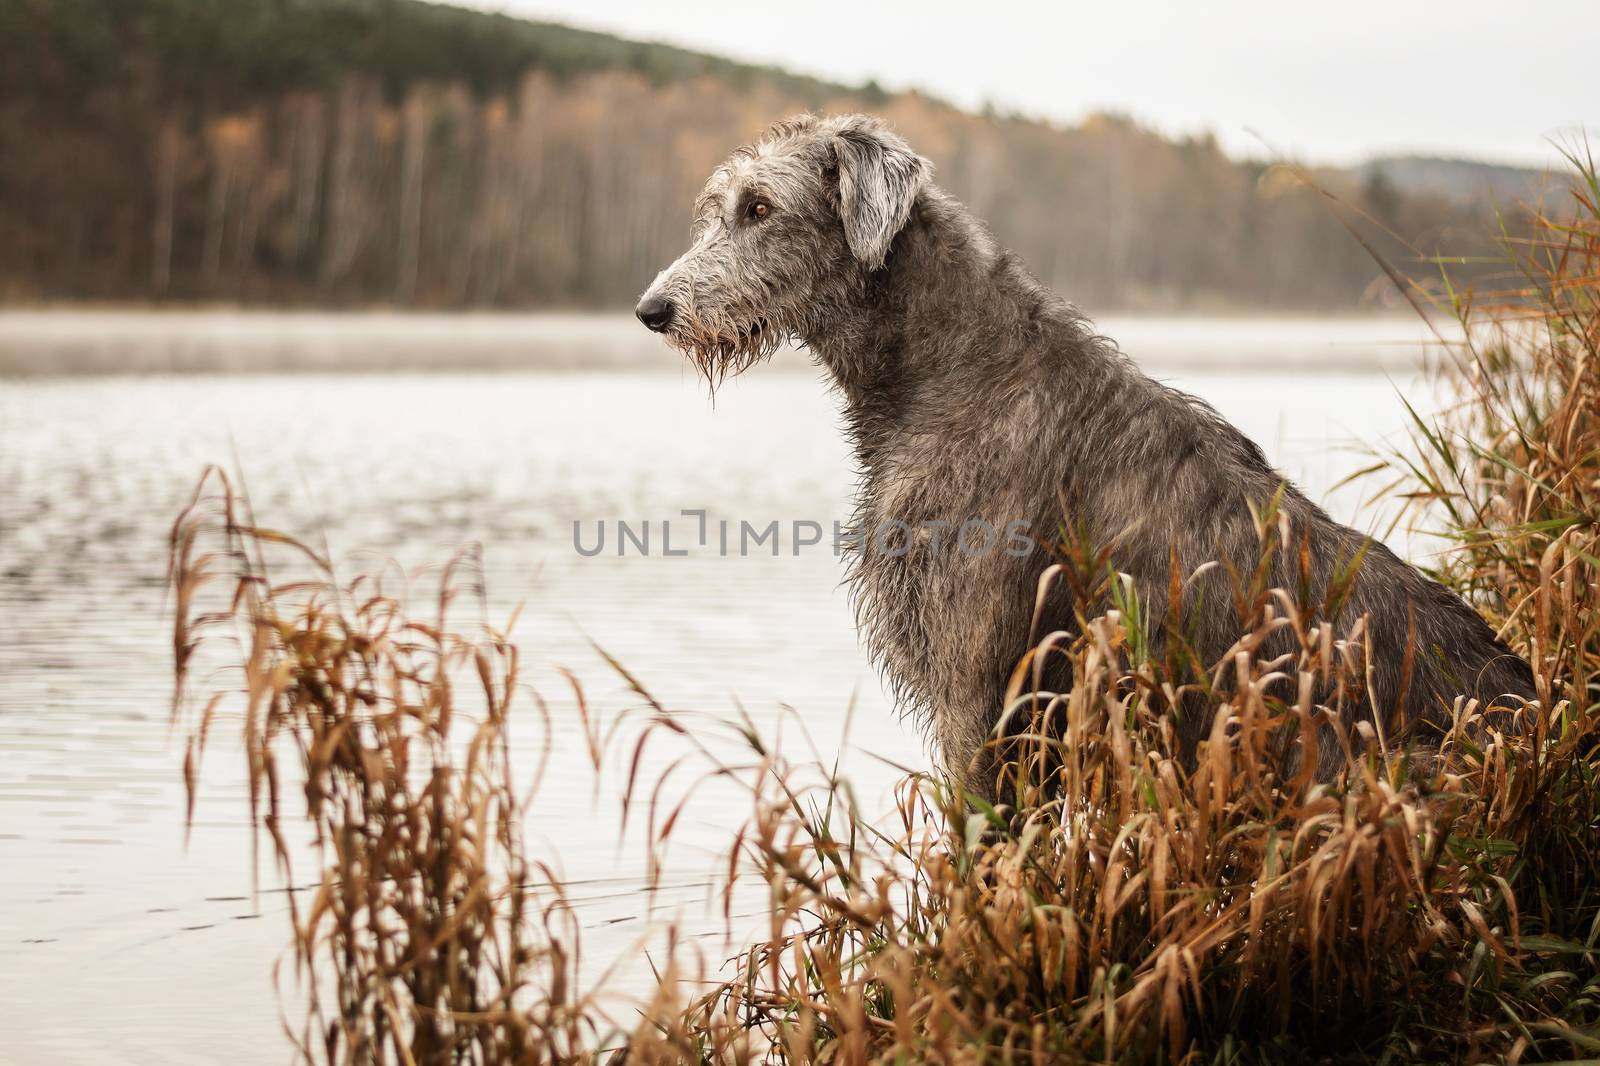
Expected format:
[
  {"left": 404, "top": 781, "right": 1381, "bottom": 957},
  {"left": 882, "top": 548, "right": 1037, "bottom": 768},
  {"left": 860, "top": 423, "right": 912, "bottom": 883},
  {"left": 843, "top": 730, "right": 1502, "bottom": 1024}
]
[{"left": 829, "top": 116, "right": 932, "bottom": 270}]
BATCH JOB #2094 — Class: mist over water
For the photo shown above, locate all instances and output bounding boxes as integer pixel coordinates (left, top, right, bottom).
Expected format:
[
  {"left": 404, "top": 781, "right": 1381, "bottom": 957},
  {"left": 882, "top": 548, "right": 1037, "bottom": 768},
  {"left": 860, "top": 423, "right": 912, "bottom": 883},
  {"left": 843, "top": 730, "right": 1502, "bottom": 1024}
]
[
  {"left": 0, "top": 314, "right": 1443, "bottom": 1063},
  {"left": 0, "top": 310, "right": 1450, "bottom": 375}
]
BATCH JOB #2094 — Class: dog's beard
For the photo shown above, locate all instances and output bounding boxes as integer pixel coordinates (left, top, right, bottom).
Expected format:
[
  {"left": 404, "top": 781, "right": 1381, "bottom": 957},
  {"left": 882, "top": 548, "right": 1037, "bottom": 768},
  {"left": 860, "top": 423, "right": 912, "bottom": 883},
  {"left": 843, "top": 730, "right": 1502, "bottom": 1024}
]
[{"left": 666, "top": 306, "right": 783, "bottom": 392}]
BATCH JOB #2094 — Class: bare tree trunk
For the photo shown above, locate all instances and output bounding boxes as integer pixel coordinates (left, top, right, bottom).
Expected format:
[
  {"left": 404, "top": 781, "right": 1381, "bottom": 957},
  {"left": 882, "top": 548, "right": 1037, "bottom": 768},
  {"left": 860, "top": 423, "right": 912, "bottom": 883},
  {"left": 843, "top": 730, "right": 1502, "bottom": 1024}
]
[
  {"left": 290, "top": 95, "right": 325, "bottom": 272},
  {"left": 202, "top": 151, "right": 229, "bottom": 285},
  {"left": 321, "top": 80, "right": 362, "bottom": 285},
  {"left": 151, "top": 116, "right": 180, "bottom": 295},
  {"left": 233, "top": 169, "right": 262, "bottom": 286},
  {"left": 395, "top": 90, "right": 427, "bottom": 303},
  {"left": 1104, "top": 138, "right": 1129, "bottom": 304}
]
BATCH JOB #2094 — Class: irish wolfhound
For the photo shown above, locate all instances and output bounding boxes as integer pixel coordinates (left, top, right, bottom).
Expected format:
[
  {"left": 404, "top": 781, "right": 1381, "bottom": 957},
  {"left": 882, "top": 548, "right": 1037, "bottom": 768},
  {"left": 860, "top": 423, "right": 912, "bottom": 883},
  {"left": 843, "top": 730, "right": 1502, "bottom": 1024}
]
[{"left": 635, "top": 113, "right": 1535, "bottom": 786}]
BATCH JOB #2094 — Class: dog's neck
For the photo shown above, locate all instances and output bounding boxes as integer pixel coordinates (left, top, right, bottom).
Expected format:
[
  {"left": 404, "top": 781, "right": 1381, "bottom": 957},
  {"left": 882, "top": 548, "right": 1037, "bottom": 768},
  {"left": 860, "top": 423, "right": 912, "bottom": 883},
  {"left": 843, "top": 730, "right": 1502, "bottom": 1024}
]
[{"left": 800, "top": 187, "right": 1113, "bottom": 460}]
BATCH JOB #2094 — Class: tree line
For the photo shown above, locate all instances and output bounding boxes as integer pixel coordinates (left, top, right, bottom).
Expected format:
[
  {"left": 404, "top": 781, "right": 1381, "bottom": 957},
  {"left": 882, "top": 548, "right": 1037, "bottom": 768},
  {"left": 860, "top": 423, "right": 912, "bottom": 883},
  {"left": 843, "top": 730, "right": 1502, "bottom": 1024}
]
[{"left": 0, "top": 0, "right": 1527, "bottom": 310}]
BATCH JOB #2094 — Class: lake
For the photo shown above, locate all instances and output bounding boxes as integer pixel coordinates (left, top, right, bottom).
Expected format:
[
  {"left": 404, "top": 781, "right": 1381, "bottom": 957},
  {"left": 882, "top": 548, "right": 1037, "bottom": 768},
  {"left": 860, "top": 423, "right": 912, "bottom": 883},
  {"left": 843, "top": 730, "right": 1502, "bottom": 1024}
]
[{"left": 0, "top": 312, "right": 1454, "bottom": 1063}]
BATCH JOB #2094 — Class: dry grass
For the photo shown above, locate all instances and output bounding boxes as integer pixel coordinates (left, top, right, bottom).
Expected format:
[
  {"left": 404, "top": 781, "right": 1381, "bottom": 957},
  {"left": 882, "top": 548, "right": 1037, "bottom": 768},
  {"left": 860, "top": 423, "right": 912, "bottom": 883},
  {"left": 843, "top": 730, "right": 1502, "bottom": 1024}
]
[
  {"left": 169, "top": 150, "right": 1600, "bottom": 1064},
  {"left": 169, "top": 471, "right": 618, "bottom": 1062}
]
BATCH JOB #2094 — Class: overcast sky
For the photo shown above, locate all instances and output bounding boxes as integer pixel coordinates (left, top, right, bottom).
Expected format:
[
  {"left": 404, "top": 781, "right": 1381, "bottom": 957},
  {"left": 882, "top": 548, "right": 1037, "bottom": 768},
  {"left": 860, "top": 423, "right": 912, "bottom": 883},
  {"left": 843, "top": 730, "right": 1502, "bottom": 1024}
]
[{"left": 457, "top": 0, "right": 1593, "bottom": 166}]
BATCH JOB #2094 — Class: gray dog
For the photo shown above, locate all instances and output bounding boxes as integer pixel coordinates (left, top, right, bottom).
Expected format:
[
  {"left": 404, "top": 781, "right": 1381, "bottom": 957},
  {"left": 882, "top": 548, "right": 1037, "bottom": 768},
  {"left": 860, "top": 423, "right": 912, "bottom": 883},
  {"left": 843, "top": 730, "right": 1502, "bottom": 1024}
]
[{"left": 636, "top": 113, "right": 1534, "bottom": 785}]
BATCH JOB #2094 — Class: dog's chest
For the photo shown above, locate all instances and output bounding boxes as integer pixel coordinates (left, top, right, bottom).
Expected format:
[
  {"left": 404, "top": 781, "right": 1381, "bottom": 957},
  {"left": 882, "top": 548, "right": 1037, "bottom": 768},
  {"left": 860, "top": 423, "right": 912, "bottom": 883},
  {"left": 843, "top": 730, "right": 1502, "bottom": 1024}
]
[
  {"left": 855, "top": 413, "right": 1040, "bottom": 534},
  {"left": 857, "top": 433, "right": 993, "bottom": 551},
  {"left": 847, "top": 427, "right": 1038, "bottom": 682}
]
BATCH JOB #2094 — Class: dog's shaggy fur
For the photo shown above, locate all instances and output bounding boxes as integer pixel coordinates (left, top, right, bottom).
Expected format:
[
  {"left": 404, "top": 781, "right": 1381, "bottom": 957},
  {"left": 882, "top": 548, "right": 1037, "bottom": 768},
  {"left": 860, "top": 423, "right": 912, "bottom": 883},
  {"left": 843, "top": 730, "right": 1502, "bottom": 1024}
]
[{"left": 638, "top": 113, "right": 1535, "bottom": 784}]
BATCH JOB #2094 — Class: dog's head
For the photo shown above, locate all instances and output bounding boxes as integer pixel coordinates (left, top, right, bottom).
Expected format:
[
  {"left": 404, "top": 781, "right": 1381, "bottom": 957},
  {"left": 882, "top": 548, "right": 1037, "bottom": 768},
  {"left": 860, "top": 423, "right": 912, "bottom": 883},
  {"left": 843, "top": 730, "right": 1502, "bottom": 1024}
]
[{"left": 635, "top": 113, "right": 931, "bottom": 385}]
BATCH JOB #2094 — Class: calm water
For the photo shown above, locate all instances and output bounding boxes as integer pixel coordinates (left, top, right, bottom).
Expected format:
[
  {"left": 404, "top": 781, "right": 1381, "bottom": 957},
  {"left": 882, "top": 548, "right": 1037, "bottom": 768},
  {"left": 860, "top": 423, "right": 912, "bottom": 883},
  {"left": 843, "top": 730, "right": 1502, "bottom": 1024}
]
[{"left": 0, "top": 314, "right": 1447, "bottom": 1063}]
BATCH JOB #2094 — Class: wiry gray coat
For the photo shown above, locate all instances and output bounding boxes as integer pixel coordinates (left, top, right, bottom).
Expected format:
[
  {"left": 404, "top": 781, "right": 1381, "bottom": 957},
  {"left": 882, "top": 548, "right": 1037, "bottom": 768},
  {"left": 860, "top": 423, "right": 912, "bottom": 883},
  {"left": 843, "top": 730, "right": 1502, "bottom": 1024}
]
[{"left": 637, "top": 114, "right": 1535, "bottom": 783}]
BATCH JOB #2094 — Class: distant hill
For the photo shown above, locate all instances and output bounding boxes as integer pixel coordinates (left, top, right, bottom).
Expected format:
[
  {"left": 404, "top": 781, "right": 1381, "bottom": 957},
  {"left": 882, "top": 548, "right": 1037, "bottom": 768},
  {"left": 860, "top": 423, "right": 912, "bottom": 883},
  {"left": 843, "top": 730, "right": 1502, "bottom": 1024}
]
[
  {"left": 1352, "top": 156, "right": 1554, "bottom": 206},
  {"left": 0, "top": 0, "right": 1554, "bottom": 311}
]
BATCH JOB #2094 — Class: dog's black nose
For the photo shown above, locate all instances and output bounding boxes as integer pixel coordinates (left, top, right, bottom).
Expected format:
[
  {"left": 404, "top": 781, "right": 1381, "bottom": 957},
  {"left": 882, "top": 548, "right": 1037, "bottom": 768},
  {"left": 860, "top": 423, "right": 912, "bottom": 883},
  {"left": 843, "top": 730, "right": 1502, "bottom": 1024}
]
[{"left": 635, "top": 295, "right": 675, "bottom": 333}]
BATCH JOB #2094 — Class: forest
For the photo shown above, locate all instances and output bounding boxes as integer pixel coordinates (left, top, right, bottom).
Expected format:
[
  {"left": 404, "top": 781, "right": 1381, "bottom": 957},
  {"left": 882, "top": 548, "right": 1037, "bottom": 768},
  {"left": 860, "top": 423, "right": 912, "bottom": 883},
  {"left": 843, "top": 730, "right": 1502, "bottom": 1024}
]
[{"left": 0, "top": 0, "right": 1539, "bottom": 310}]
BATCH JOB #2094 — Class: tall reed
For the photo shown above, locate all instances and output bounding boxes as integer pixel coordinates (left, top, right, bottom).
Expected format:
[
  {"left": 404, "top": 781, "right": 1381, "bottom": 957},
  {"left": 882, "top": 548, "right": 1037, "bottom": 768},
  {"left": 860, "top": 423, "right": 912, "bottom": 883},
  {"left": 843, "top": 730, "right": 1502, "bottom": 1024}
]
[{"left": 170, "top": 468, "right": 614, "bottom": 1062}]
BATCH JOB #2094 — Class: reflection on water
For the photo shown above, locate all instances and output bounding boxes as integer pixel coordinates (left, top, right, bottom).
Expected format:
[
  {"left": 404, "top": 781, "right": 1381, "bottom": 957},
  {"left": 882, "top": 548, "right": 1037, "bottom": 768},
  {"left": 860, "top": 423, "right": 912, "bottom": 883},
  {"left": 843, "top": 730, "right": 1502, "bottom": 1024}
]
[{"left": 0, "top": 316, "right": 1441, "bottom": 1063}]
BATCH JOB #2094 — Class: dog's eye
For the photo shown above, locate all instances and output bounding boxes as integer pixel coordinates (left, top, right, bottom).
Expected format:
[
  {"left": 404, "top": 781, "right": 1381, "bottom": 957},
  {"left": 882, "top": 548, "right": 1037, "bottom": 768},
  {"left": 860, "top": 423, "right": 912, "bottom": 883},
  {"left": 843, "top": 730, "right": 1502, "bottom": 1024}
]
[{"left": 745, "top": 200, "right": 771, "bottom": 222}]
